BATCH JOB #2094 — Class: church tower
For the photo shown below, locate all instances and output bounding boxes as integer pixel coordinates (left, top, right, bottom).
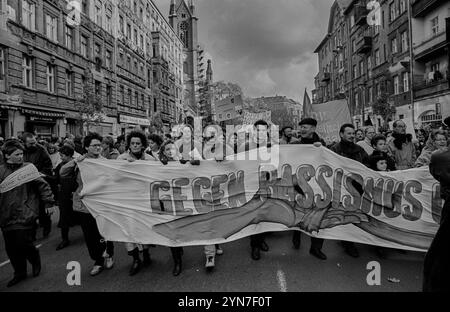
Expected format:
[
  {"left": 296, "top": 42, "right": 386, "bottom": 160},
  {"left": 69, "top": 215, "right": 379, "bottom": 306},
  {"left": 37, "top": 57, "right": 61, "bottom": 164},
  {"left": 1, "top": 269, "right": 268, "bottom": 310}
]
[{"left": 169, "top": 0, "right": 199, "bottom": 117}]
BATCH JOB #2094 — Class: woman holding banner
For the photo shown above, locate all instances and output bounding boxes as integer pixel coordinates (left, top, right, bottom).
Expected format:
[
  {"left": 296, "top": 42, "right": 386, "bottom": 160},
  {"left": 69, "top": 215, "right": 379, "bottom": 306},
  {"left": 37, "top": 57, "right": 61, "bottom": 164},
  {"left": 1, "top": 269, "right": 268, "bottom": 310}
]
[{"left": 117, "top": 131, "right": 157, "bottom": 276}]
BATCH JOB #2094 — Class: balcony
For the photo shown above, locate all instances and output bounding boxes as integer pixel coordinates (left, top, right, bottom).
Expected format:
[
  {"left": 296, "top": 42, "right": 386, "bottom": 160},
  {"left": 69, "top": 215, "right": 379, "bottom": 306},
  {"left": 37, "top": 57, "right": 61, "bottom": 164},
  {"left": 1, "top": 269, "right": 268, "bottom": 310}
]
[
  {"left": 355, "top": 4, "right": 370, "bottom": 26},
  {"left": 414, "top": 31, "right": 448, "bottom": 62},
  {"left": 414, "top": 77, "right": 449, "bottom": 99},
  {"left": 356, "top": 36, "right": 372, "bottom": 54},
  {"left": 412, "top": 0, "right": 441, "bottom": 17},
  {"left": 321, "top": 72, "right": 331, "bottom": 82}
]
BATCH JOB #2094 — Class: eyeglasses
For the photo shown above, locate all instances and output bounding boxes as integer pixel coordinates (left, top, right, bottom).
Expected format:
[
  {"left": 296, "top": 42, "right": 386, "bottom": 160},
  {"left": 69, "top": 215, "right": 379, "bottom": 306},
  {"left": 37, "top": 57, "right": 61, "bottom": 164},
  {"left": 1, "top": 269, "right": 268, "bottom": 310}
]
[{"left": 89, "top": 144, "right": 101, "bottom": 148}]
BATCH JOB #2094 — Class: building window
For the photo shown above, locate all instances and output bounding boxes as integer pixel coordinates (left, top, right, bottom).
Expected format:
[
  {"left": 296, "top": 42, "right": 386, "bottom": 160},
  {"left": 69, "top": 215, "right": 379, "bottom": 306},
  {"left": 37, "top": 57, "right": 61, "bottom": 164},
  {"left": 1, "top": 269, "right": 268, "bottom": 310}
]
[
  {"left": 431, "top": 16, "right": 439, "bottom": 36},
  {"left": 0, "top": 48, "right": 6, "bottom": 92},
  {"left": 95, "top": 43, "right": 101, "bottom": 57},
  {"left": 46, "top": 63, "right": 55, "bottom": 93},
  {"left": 403, "top": 72, "right": 409, "bottom": 92},
  {"left": 134, "top": 91, "right": 138, "bottom": 107},
  {"left": 81, "top": 35, "right": 88, "bottom": 58},
  {"left": 127, "top": 24, "right": 131, "bottom": 39},
  {"left": 390, "top": 3, "right": 396, "bottom": 22},
  {"left": 353, "top": 65, "right": 357, "bottom": 79},
  {"left": 400, "top": 0, "right": 406, "bottom": 14},
  {"left": 22, "top": 55, "right": 33, "bottom": 88},
  {"left": 375, "top": 49, "right": 380, "bottom": 66},
  {"left": 95, "top": 81, "right": 101, "bottom": 97},
  {"left": 95, "top": 0, "right": 102, "bottom": 26},
  {"left": 436, "top": 103, "right": 441, "bottom": 115},
  {"left": 45, "top": 14, "right": 58, "bottom": 41},
  {"left": 120, "top": 85, "right": 124, "bottom": 104},
  {"left": 106, "top": 85, "right": 112, "bottom": 107},
  {"left": 127, "top": 55, "right": 131, "bottom": 70},
  {"left": 22, "top": 0, "right": 35, "bottom": 31},
  {"left": 106, "top": 50, "right": 112, "bottom": 69},
  {"left": 391, "top": 37, "right": 397, "bottom": 54},
  {"left": 119, "top": 15, "right": 124, "bottom": 34},
  {"left": 128, "top": 88, "right": 132, "bottom": 105},
  {"left": 140, "top": 35, "right": 144, "bottom": 49},
  {"left": 401, "top": 31, "right": 408, "bottom": 52},
  {"left": 394, "top": 75, "right": 399, "bottom": 94},
  {"left": 352, "top": 39, "right": 356, "bottom": 53},
  {"left": 368, "top": 86, "right": 373, "bottom": 103},
  {"left": 153, "top": 98, "right": 157, "bottom": 112},
  {"left": 134, "top": 29, "right": 138, "bottom": 45},
  {"left": 65, "top": 70, "right": 73, "bottom": 96},
  {"left": 359, "top": 61, "right": 364, "bottom": 77},
  {"left": 106, "top": 8, "right": 112, "bottom": 33},
  {"left": 65, "top": 26, "right": 73, "bottom": 50},
  {"left": 140, "top": 94, "right": 144, "bottom": 109},
  {"left": 82, "top": 0, "right": 88, "bottom": 14}
]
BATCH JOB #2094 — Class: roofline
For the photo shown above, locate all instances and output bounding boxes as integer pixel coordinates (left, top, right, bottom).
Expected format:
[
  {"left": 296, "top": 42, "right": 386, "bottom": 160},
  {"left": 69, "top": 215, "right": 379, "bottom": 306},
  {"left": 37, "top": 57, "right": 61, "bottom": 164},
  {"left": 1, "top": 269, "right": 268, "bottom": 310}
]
[
  {"left": 314, "top": 34, "right": 331, "bottom": 53},
  {"left": 343, "top": 0, "right": 358, "bottom": 15}
]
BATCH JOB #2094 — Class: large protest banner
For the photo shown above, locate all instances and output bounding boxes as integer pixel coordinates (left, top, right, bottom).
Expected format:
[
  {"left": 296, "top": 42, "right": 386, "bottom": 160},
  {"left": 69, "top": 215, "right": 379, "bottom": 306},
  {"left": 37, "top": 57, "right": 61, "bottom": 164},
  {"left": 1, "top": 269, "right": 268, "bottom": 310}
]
[
  {"left": 308, "top": 99, "right": 352, "bottom": 144},
  {"left": 78, "top": 145, "right": 441, "bottom": 252}
]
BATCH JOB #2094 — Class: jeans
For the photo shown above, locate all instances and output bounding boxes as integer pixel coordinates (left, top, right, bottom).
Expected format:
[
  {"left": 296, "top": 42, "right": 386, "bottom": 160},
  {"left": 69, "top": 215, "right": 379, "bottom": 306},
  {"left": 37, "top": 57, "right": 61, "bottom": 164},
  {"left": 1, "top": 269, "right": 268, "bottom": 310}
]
[
  {"left": 2, "top": 228, "right": 40, "bottom": 277},
  {"left": 78, "top": 212, "right": 114, "bottom": 266}
]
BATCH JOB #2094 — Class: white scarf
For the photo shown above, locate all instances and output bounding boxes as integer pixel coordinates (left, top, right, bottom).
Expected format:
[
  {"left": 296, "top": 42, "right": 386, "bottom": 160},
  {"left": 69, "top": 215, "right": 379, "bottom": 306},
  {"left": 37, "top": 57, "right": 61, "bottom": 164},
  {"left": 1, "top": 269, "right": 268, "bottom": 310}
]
[{"left": 0, "top": 164, "right": 43, "bottom": 194}]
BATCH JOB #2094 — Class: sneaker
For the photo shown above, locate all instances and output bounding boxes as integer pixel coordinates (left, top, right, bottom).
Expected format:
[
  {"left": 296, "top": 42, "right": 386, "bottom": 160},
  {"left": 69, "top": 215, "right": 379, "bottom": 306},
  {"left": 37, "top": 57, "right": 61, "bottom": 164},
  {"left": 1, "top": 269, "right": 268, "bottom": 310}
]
[
  {"left": 104, "top": 257, "right": 114, "bottom": 269},
  {"left": 89, "top": 265, "right": 103, "bottom": 276},
  {"left": 205, "top": 256, "right": 215, "bottom": 271},
  {"left": 215, "top": 246, "right": 224, "bottom": 256}
]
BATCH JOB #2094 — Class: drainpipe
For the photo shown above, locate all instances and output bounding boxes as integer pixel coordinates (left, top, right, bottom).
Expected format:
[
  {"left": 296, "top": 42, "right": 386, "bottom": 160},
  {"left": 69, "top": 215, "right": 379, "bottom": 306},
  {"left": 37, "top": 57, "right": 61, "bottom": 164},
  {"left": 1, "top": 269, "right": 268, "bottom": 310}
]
[{"left": 407, "top": 0, "right": 415, "bottom": 127}]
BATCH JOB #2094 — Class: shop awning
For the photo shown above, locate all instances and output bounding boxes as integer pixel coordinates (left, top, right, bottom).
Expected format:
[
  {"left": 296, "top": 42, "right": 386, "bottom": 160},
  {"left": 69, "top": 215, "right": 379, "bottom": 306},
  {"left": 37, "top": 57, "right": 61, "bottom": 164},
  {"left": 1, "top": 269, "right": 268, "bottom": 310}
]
[{"left": 21, "top": 108, "right": 66, "bottom": 118}]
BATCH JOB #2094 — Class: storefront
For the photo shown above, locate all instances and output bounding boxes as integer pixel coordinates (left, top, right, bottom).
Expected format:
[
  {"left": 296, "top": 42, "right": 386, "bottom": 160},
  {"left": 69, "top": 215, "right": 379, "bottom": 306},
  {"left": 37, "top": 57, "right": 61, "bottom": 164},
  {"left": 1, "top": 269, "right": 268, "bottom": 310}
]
[
  {"left": 87, "top": 115, "right": 118, "bottom": 137},
  {"left": 0, "top": 109, "right": 7, "bottom": 138},
  {"left": 119, "top": 114, "right": 150, "bottom": 135},
  {"left": 22, "top": 108, "right": 65, "bottom": 139}
]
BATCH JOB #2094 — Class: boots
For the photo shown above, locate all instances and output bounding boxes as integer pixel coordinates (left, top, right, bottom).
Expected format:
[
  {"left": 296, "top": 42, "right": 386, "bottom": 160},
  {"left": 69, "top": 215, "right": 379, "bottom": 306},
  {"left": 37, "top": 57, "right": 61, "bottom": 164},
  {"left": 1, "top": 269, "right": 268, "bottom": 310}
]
[
  {"left": 142, "top": 248, "right": 152, "bottom": 267},
  {"left": 171, "top": 247, "right": 182, "bottom": 276},
  {"left": 30, "top": 249, "right": 41, "bottom": 277},
  {"left": 128, "top": 248, "right": 142, "bottom": 276}
]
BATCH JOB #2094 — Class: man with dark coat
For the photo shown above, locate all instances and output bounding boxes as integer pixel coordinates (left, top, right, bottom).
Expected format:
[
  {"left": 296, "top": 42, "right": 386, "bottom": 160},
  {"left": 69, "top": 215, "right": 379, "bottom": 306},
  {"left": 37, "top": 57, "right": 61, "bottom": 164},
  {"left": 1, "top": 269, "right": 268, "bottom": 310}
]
[
  {"left": 239, "top": 120, "right": 272, "bottom": 261},
  {"left": 0, "top": 139, "right": 55, "bottom": 287},
  {"left": 290, "top": 118, "right": 327, "bottom": 260},
  {"left": 330, "top": 123, "right": 369, "bottom": 258},
  {"left": 423, "top": 117, "right": 450, "bottom": 292},
  {"left": 22, "top": 132, "right": 54, "bottom": 238}
]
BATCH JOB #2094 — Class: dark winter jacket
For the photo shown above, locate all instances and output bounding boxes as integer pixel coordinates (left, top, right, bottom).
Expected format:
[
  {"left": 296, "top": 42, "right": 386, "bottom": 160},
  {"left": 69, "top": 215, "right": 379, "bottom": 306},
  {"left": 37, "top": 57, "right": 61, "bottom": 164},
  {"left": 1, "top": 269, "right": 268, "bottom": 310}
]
[
  {"left": 290, "top": 132, "right": 326, "bottom": 146},
  {"left": 430, "top": 149, "right": 450, "bottom": 201},
  {"left": 368, "top": 151, "right": 396, "bottom": 171},
  {"left": 0, "top": 162, "right": 55, "bottom": 231},
  {"left": 330, "top": 140, "right": 369, "bottom": 166},
  {"left": 23, "top": 144, "right": 53, "bottom": 176}
]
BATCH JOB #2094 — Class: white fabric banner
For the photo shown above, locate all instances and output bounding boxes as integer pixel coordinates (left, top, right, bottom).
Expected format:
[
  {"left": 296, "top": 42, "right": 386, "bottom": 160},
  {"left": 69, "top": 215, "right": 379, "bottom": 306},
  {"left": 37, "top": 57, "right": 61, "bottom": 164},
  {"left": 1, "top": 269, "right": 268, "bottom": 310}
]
[{"left": 78, "top": 146, "right": 441, "bottom": 251}]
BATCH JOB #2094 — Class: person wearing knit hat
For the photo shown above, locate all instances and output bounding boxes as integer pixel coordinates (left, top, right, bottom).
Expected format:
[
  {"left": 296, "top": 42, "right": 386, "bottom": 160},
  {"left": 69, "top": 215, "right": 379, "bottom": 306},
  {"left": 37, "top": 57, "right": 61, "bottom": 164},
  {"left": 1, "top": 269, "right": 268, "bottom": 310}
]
[{"left": 298, "top": 118, "right": 318, "bottom": 127}]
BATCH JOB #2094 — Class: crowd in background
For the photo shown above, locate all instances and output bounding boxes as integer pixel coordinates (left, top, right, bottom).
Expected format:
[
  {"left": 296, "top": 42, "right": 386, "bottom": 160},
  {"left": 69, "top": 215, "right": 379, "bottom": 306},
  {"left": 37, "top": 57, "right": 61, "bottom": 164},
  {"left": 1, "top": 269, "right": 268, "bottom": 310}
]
[{"left": 0, "top": 116, "right": 449, "bottom": 291}]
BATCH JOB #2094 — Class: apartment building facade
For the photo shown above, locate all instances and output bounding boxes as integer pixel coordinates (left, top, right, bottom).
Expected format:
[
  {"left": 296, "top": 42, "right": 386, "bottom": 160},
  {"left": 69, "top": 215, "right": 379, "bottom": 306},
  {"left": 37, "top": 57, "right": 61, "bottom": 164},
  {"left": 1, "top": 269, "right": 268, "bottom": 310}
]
[
  {"left": 313, "top": 0, "right": 449, "bottom": 129},
  {"left": 0, "top": 0, "right": 185, "bottom": 138}
]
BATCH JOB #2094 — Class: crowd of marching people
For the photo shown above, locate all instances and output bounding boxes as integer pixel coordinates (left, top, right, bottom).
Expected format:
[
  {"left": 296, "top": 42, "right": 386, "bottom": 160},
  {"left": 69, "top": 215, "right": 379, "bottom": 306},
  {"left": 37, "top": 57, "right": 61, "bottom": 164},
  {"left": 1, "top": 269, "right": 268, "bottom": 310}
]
[{"left": 0, "top": 115, "right": 449, "bottom": 291}]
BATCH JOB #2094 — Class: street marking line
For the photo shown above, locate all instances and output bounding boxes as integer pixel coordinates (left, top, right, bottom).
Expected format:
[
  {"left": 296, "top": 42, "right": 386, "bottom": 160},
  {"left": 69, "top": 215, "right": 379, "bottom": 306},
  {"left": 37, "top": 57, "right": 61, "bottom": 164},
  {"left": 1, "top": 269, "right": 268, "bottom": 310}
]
[
  {"left": 0, "top": 243, "right": 44, "bottom": 268},
  {"left": 276, "top": 269, "right": 287, "bottom": 292}
]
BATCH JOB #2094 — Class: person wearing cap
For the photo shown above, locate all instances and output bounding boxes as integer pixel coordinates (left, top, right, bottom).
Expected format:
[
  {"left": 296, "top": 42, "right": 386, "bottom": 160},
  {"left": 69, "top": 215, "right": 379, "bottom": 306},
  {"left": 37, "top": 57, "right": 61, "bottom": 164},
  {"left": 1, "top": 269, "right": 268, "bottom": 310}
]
[
  {"left": 423, "top": 116, "right": 450, "bottom": 292},
  {"left": 280, "top": 126, "right": 299, "bottom": 145},
  {"left": 290, "top": 118, "right": 327, "bottom": 260}
]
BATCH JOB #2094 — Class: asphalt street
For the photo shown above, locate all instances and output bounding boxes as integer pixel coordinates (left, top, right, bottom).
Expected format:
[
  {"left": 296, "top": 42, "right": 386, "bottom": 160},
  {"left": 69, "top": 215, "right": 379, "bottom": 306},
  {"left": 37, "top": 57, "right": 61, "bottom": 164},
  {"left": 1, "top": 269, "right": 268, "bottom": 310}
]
[{"left": 0, "top": 212, "right": 425, "bottom": 292}]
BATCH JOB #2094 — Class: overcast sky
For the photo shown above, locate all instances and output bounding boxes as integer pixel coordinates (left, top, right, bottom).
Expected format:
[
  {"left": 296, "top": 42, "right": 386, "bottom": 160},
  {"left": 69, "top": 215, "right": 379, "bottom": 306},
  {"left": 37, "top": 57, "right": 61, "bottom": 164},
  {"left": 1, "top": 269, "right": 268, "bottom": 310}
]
[{"left": 155, "top": 0, "right": 335, "bottom": 103}]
